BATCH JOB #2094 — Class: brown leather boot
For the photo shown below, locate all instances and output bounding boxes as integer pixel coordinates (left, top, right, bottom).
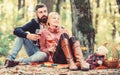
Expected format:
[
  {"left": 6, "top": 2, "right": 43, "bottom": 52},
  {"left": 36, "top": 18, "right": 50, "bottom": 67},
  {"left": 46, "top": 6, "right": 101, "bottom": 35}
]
[
  {"left": 61, "top": 38, "right": 78, "bottom": 70},
  {"left": 72, "top": 41, "right": 90, "bottom": 71}
]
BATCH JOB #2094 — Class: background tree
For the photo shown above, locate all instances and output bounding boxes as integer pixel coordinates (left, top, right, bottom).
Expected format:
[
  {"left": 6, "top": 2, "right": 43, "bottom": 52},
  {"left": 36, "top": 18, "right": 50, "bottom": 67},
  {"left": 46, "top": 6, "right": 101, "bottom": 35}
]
[
  {"left": 90, "top": 0, "right": 120, "bottom": 45},
  {"left": 18, "top": 0, "right": 25, "bottom": 18},
  {"left": 70, "top": 0, "right": 95, "bottom": 56},
  {"left": 40, "top": 0, "right": 54, "bottom": 13},
  {"left": 70, "top": 0, "right": 120, "bottom": 57},
  {"left": 116, "top": 0, "right": 120, "bottom": 14}
]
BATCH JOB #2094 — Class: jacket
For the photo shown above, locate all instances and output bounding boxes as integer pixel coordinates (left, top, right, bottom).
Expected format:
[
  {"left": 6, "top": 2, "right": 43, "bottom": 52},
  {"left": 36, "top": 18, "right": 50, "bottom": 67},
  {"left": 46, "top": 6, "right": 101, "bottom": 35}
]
[
  {"left": 14, "top": 18, "right": 40, "bottom": 38},
  {"left": 40, "top": 27, "right": 69, "bottom": 61}
]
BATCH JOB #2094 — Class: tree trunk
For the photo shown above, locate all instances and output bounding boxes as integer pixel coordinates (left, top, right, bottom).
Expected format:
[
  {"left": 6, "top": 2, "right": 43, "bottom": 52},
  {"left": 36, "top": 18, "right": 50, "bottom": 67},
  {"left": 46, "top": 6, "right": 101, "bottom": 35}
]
[
  {"left": 70, "top": 0, "right": 95, "bottom": 55},
  {"left": 116, "top": 0, "right": 120, "bottom": 14},
  {"left": 41, "top": 0, "right": 55, "bottom": 13},
  {"left": 56, "top": 0, "right": 62, "bottom": 13},
  {"left": 18, "top": 0, "right": 25, "bottom": 18}
]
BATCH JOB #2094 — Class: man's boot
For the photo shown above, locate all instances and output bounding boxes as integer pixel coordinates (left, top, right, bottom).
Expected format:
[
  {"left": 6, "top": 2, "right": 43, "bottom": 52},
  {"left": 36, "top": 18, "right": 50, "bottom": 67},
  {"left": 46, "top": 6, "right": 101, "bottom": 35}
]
[
  {"left": 4, "top": 59, "right": 19, "bottom": 68},
  {"left": 72, "top": 41, "right": 90, "bottom": 71},
  {"left": 61, "top": 38, "right": 78, "bottom": 70}
]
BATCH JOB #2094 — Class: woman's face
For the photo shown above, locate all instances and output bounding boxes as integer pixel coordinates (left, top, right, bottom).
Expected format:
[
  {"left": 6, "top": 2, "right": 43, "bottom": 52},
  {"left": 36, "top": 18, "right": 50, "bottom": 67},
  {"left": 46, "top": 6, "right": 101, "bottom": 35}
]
[
  {"left": 48, "top": 13, "right": 60, "bottom": 32},
  {"left": 49, "top": 14, "right": 60, "bottom": 27}
]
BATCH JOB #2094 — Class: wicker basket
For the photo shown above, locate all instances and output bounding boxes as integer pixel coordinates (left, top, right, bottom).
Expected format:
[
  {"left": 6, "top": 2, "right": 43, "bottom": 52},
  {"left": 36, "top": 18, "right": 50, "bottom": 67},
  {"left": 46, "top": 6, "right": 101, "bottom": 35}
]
[
  {"left": 104, "top": 59, "right": 119, "bottom": 68},
  {"left": 104, "top": 43, "right": 119, "bottom": 68}
]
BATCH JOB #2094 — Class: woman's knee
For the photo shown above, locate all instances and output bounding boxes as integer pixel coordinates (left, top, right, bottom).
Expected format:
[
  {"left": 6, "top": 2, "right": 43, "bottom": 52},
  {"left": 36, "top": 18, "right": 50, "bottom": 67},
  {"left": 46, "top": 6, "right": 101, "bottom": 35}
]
[
  {"left": 60, "top": 33, "right": 69, "bottom": 40},
  {"left": 69, "top": 36, "right": 77, "bottom": 46}
]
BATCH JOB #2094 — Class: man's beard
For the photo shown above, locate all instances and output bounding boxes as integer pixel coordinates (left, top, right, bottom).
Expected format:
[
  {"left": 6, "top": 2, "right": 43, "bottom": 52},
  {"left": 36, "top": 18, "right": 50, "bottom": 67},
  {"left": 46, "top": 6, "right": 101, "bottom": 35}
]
[{"left": 38, "top": 16, "right": 48, "bottom": 23}]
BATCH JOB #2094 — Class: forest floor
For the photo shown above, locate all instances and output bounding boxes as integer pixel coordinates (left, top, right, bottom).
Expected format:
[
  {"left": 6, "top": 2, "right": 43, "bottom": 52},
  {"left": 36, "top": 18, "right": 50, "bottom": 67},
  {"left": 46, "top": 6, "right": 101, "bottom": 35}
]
[
  {"left": 0, "top": 62, "right": 120, "bottom": 75},
  {"left": 1, "top": 48, "right": 120, "bottom": 75}
]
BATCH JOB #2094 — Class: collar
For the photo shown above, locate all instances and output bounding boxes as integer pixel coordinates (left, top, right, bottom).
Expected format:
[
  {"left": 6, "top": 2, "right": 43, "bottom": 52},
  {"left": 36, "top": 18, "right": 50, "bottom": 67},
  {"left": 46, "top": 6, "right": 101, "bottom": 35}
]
[{"left": 48, "top": 26, "right": 60, "bottom": 33}]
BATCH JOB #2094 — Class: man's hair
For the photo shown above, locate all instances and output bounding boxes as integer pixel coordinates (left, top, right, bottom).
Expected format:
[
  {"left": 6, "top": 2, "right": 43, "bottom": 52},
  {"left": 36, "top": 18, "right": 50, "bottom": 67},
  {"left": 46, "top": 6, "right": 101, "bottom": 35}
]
[{"left": 35, "top": 3, "right": 47, "bottom": 11}]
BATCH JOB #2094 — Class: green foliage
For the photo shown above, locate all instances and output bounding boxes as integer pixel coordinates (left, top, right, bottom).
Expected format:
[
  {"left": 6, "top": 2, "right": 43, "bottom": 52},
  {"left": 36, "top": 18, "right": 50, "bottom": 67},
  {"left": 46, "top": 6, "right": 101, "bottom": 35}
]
[
  {"left": 118, "top": 21, "right": 120, "bottom": 36},
  {"left": 0, "top": 35, "right": 13, "bottom": 56},
  {"left": 0, "top": 0, "right": 3, "bottom": 3},
  {"left": 0, "top": 62, "right": 3, "bottom": 65},
  {"left": 0, "top": 0, "right": 34, "bottom": 60},
  {"left": 60, "top": 1, "right": 72, "bottom": 35}
]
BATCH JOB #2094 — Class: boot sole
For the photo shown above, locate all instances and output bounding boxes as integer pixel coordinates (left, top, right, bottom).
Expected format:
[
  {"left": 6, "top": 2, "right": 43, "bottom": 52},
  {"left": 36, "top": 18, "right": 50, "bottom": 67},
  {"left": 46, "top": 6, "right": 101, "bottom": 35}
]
[{"left": 81, "top": 68, "right": 89, "bottom": 71}]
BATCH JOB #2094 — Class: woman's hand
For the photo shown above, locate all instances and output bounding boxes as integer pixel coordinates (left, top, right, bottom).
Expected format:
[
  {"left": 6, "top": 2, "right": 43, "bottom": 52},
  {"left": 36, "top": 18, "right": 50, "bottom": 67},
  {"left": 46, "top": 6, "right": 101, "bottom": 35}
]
[
  {"left": 48, "top": 47, "right": 56, "bottom": 62},
  {"left": 48, "top": 47, "right": 56, "bottom": 53}
]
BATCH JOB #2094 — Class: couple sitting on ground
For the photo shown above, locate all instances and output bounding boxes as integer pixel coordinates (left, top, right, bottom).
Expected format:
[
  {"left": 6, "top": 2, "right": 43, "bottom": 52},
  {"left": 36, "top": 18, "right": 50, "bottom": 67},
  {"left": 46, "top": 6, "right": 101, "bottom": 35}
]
[{"left": 4, "top": 4, "right": 90, "bottom": 71}]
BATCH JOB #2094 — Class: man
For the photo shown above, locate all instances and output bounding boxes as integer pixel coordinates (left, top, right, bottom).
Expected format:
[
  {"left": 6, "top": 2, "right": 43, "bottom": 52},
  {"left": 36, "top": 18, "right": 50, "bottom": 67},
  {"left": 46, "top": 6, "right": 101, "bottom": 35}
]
[{"left": 4, "top": 3, "right": 48, "bottom": 67}]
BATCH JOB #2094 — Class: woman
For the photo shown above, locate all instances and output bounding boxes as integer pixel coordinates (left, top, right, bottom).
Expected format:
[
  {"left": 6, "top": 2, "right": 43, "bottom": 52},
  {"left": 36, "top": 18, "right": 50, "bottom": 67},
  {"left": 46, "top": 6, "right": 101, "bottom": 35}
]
[{"left": 39, "top": 12, "right": 89, "bottom": 71}]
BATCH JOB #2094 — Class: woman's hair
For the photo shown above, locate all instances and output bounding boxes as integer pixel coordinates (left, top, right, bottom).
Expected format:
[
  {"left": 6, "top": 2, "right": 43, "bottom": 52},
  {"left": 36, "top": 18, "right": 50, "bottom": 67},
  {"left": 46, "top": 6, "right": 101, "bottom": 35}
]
[{"left": 46, "top": 12, "right": 60, "bottom": 27}]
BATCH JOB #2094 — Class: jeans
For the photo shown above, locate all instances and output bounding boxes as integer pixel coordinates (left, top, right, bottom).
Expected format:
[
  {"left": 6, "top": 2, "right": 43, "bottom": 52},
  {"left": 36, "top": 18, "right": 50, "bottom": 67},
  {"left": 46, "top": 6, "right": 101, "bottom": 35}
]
[{"left": 7, "top": 37, "right": 47, "bottom": 64}]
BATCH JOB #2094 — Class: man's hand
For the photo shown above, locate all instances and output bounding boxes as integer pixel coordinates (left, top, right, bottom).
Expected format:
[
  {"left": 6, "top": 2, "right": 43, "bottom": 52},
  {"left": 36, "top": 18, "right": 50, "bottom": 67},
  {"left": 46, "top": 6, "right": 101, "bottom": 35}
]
[{"left": 26, "top": 33, "right": 40, "bottom": 41}]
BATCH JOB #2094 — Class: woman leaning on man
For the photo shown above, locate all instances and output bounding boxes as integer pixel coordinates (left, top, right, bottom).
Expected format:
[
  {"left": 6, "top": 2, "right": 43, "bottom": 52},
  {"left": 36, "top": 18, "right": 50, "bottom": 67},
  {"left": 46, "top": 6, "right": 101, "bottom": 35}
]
[{"left": 39, "top": 12, "right": 90, "bottom": 71}]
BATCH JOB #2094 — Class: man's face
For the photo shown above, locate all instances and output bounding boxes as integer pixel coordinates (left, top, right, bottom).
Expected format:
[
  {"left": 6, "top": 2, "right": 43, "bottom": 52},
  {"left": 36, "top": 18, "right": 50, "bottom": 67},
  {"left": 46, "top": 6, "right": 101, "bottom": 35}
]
[{"left": 36, "top": 7, "right": 48, "bottom": 23}]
